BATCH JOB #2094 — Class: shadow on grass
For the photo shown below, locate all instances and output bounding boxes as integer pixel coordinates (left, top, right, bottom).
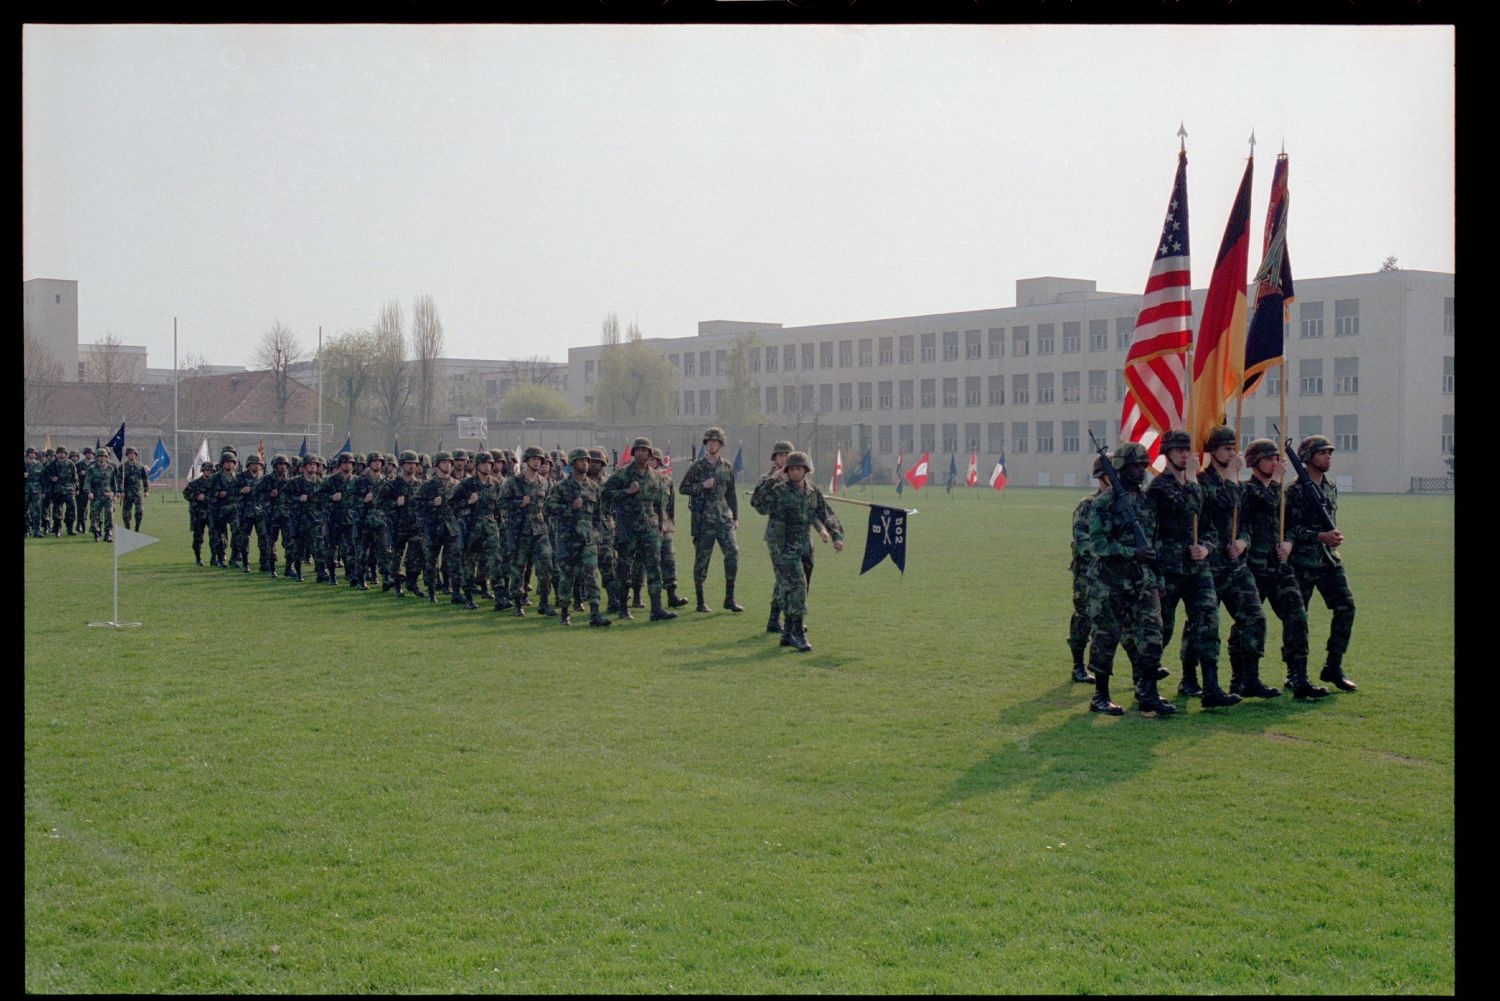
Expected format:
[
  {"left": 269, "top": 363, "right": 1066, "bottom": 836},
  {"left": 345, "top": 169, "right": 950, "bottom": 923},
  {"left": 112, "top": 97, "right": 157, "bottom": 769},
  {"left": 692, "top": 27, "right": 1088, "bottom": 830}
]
[{"left": 941, "top": 680, "right": 1332, "bottom": 806}]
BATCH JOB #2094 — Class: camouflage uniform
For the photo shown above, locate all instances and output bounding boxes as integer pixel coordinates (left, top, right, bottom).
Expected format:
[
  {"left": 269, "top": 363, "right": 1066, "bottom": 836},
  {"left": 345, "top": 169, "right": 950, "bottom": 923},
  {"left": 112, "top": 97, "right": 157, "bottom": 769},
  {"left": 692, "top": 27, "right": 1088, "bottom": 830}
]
[
  {"left": 289, "top": 457, "right": 328, "bottom": 581},
  {"left": 500, "top": 452, "right": 556, "bottom": 615},
  {"left": 230, "top": 459, "right": 262, "bottom": 572},
  {"left": 1067, "top": 488, "right": 1104, "bottom": 681},
  {"left": 455, "top": 456, "right": 502, "bottom": 608},
  {"left": 43, "top": 450, "right": 77, "bottom": 535},
  {"left": 254, "top": 458, "right": 289, "bottom": 574},
  {"left": 1285, "top": 436, "right": 1358, "bottom": 691},
  {"left": 751, "top": 452, "right": 837, "bottom": 651},
  {"left": 545, "top": 450, "right": 612, "bottom": 626},
  {"left": 652, "top": 451, "right": 690, "bottom": 608},
  {"left": 679, "top": 429, "right": 741, "bottom": 612},
  {"left": 119, "top": 453, "right": 150, "bottom": 532},
  {"left": 205, "top": 456, "right": 239, "bottom": 565},
  {"left": 383, "top": 455, "right": 426, "bottom": 597},
  {"left": 417, "top": 456, "right": 463, "bottom": 603},
  {"left": 1192, "top": 457, "right": 1271, "bottom": 694},
  {"left": 602, "top": 440, "right": 676, "bottom": 620},
  {"left": 351, "top": 454, "right": 388, "bottom": 591},
  {"left": 1240, "top": 445, "right": 1314, "bottom": 698},
  {"left": 1085, "top": 442, "right": 1175, "bottom": 715},
  {"left": 74, "top": 453, "right": 93, "bottom": 533},
  {"left": 321, "top": 458, "right": 360, "bottom": 586},
  {"left": 587, "top": 449, "right": 620, "bottom": 613},
  {"left": 84, "top": 455, "right": 120, "bottom": 541},
  {"left": 183, "top": 463, "right": 214, "bottom": 563},
  {"left": 25, "top": 454, "right": 46, "bottom": 536}
]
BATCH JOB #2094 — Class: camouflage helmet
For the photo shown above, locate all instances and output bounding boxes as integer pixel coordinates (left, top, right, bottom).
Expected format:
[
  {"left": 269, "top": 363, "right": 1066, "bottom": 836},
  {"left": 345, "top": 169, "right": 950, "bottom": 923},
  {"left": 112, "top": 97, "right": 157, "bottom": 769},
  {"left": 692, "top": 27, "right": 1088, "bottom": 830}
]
[
  {"left": 784, "top": 450, "right": 813, "bottom": 472},
  {"left": 366, "top": 451, "right": 384, "bottom": 465},
  {"left": 124, "top": 445, "right": 138, "bottom": 456},
  {"left": 1297, "top": 434, "right": 1335, "bottom": 461},
  {"left": 451, "top": 448, "right": 468, "bottom": 462},
  {"left": 200, "top": 461, "right": 215, "bottom": 472},
  {"left": 55, "top": 445, "right": 69, "bottom": 455},
  {"left": 1205, "top": 425, "right": 1238, "bottom": 451},
  {"left": 1245, "top": 438, "right": 1281, "bottom": 465},
  {"left": 272, "top": 454, "right": 290, "bottom": 467},
  {"left": 418, "top": 453, "right": 431, "bottom": 466},
  {"left": 245, "top": 452, "right": 263, "bottom": 466},
  {"left": 771, "top": 440, "right": 795, "bottom": 457},
  {"left": 1092, "top": 454, "right": 1111, "bottom": 478},
  {"left": 431, "top": 450, "right": 453, "bottom": 465},
  {"left": 631, "top": 436, "right": 653, "bottom": 453},
  {"left": 702, "top": 426, "right": 726, "bottom": 444},
  {"left": 219, "top": 451, "right": 237, "bottom": 464},
  {"left": 1159, "top": 429, "right": 1192, "bottom": 452},
  {"left": 399, "top": 449, "right": 420, "bottom": 464},
  {"left": 25, "top": 447, "right": 37, "bottom": 456},
  {"left": 82, "top": 447, "right": 94, "bottom": 455},
  {"left": 523, "top": 445, "right": 545, "bottom": 461},
  {"left": 221, "top": 444, "right": 238, "bottom": 455},
  {"left": 568, "top": 447, "right": 591, "bottom": 465},
  {"left": 305, "top": 453, "right": 324, "bottom": 466},
  {"left": 1111, "top": 442, "right": 1150, "bottom": 469},
  {"left": 334, "top": 451, "right": 354, "bottom": 465},
  {"left": 650, "top": 447, "right": 663, "bottom": 461},
  {"left": 587, "top": 447, "right": 607, "bottom": 463},
  {"left": 472, "top": 450, "right": 493, "bottom": 464}
]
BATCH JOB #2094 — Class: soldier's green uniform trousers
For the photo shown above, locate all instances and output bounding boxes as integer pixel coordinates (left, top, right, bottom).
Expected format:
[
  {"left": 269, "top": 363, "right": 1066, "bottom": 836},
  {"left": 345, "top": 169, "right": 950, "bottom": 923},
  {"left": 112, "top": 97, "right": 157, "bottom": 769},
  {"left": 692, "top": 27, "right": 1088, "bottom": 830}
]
[
  {"left": 256, "top": 511, "right": 279, "bottom": 571},
  {"left": 1158, "top": 562, "right": 1221, "bottom": 670},
  {"left": 28, "top": 489, "right": 46, "bottom": 536},
  {"left": 1086, "top": 570, "right": 1164, "bottom": 690},
  {"left": 390, "top": 525, "right": 424, "bottom": 590},
  {"left": 1067, "top": 563, "right": 1093, "bottom": 664},
  {"left": 190, "top": 506, "right": 209, "bottom": 560},
  {"left": 771, "top": 538, "right": 813, "bottom": 617},
  {"left": 208, "top": 505, "right": 232, "bottom": 563},
  {"left": 362, "top": 520, "right": 393, "bottom": 586},
  {"left": 122, "top": 492, "right": 145, "bottom": 531},
  {"left": 1195, "top": 560, "right": 1267, "bottom": 669},
  {"left": 463, "top": 518, "right": 499, "bottom": 595},
  {"left": 692, "top": 521, "right": 738, "bottom": 587},
  {"left": 90, "top": 493, "right": 116, "bottom": 539},
  {"left": 424, "top": 525, "right": 462, "bottom": 598},
  {"left": 49, "top": 490, "right": 73, "bottom": 534},
  {"left": 1294, "top": 563, "right": 1355, "bottom": 661},
  {"left": 232, "top": 506, "right": 257, "bottom": 568},
  {"left": 62, "top": 491, "right": 78, "bottom": 533},
  {"left": 513, "top": 530, "right": 555, "bottom": 603},
  {"left": 556, "top": 533, "right": 601, "bottom": 606},
  {"left": 1252, "top": 562, "right": 1310, "bottom": 673}
]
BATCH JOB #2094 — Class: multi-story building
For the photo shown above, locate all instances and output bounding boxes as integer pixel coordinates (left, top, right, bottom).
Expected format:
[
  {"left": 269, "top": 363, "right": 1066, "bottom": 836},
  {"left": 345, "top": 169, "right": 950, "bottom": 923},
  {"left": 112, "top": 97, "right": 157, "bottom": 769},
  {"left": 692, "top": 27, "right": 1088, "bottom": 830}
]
[
  {"left": 566, "top": 269, "right": 1454, "bottom": 493},
  {"left": 23, "top": 278, "right": 79, "bottom": 380}
]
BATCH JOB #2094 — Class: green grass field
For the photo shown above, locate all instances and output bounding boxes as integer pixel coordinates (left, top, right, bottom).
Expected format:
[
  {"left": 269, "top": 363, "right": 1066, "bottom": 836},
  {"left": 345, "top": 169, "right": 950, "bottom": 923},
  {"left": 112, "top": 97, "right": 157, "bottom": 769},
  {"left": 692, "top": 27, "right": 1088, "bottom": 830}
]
[{"left": 24, "top": 487, "right": 1454, "bottom": 993}]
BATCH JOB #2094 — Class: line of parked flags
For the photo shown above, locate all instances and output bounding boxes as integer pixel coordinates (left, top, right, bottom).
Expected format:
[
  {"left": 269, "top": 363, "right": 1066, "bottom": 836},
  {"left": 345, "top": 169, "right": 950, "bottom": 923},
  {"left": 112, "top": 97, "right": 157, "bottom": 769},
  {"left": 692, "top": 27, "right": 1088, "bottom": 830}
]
[{"left": 824, "top": 447, "right": 1008, "bottom": 496}]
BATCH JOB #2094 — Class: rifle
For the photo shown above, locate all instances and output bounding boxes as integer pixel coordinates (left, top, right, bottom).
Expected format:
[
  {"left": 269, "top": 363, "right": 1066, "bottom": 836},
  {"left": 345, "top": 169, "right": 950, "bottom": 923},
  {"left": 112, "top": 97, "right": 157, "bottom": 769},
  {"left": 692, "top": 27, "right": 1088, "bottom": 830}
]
[
  {"left": 1087, "top": 431, "right": 1155, "bottom": 562},
  {"left": 1273, "top": 423, "right": 1337, "bottom": 534}
]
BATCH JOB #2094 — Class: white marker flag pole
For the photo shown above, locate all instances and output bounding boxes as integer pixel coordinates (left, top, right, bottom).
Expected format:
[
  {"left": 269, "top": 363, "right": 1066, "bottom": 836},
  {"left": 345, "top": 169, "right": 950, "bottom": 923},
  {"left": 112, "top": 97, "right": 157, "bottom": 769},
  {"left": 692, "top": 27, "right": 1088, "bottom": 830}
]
[{"left": 89, "top": 527, "right": 158, "bottom": 629}]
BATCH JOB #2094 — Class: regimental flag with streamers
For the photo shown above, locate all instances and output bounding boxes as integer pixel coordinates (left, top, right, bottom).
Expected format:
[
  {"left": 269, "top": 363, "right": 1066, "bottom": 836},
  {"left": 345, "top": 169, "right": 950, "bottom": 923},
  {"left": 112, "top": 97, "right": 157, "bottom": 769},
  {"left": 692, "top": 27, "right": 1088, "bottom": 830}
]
[
  {"left": 989, "top": 452, "right": 1008, "bottom": 492},
  {"left": 846, "top": 449, "right": 872, "bottom": 487},
  {"left": 1121, "top": 147, "right": 1193, "bottom": 464},
  {"left": 830, "top": 448, "right": 843, "bottom": 494},
  {"left": 1244, "top": 152, "right": 1292, "bottom": 399},
  {"left": 1189, "top": 150, "right": 1254, "bottom": 453},
  {"left": 903, "top": 451, "right": 930, "bottom": 492},
  {"left": 945, "top": 454, "right": 957, "bottom": 494},
  {"left": 895, "top": 448, "right": 905, "bottom": 495},
  {"left": 148, "top": 437, "right": 171, "bottom": 481},
  {"left": 106, "top": 423, "right": 126, "bottom": 462},
  {"left": 859, "top": 503, "right": 908, "bottom": 576},
  {"left": 966, "top": 451, "right": 978, "bottom": 488}
]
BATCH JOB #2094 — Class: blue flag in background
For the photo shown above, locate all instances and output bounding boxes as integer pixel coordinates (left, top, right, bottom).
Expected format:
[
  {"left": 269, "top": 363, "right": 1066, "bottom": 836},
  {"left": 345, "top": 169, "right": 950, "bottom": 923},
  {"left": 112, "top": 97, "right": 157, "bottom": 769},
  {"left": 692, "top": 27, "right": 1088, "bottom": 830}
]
[
  {"left": 148, "top": 437, "right": 170, "bottom": 481},
  {"left": 945, "top": 454, "right": 957, "bottom": 494},
  {"left": 845, "top": 449, "right": 873, "bottom": 486},
  {"left": 298, "top": 436, "right": 308, "bottom": 457},
  {"left": 859, "top": 504, "right": 907, "bottom": 575},
  {"left": 105, "top": 423, "right": 126, "bottom": 462},
  {"left": 895, "top": 449, "right": 905, "bottom": 495},
  {"left": 732, "top": 445, "right": 743, "bottom": 476},
  {"left": 338, "top": 434, "right": 352, "bottom": 456}
]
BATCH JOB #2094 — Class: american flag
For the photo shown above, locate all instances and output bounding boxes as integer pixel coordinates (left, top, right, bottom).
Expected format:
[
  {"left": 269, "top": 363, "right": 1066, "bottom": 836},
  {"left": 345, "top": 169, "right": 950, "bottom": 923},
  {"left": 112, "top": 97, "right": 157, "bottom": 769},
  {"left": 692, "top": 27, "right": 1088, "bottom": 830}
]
[{"left": 1120, "top": 148, "right": 1192, "bottom": 463}]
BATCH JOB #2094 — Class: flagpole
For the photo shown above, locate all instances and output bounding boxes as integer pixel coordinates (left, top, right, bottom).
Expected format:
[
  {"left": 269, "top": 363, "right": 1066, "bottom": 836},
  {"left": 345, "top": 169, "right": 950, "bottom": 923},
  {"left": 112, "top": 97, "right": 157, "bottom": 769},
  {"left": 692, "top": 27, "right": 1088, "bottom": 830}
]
[
  {"left": 1278, "top": 358, "right": 1287, "bottom": 541},
  {"left": 824, "top": 494, "right": 917, "bottom": 515},
  {"left": 172, "top": 317, "right": 179, "bottom": 492}
]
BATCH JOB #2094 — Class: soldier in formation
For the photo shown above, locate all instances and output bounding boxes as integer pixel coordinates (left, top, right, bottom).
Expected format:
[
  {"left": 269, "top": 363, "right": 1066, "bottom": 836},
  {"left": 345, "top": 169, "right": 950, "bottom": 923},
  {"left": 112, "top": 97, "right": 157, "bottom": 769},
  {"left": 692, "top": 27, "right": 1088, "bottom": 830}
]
[
  {"left": 120, "top": 445, "right": 151, "bottom": 532},
  {"left": 750, "top": 450, "right": 843, "bottom": 652},
  {"left": 1286, "top": 434, "right": 1359, "bottom": 692},
  {"left": 679, "top": 426, "right": 742, "bottom": 614},
  {"left": 1066, "top": 456, "right": 1112, "bottom": 685}
]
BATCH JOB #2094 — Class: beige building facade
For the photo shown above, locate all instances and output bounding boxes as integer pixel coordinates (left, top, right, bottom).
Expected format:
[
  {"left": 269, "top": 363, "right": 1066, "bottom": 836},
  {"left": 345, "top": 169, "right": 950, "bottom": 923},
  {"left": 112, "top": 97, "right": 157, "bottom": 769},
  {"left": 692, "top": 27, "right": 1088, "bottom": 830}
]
[
  {"left": 567, "top": 269, "right": 1454, "bottom": 493},
  {"left": 23, "top": 278, "right": 79, "bottom": 380}
]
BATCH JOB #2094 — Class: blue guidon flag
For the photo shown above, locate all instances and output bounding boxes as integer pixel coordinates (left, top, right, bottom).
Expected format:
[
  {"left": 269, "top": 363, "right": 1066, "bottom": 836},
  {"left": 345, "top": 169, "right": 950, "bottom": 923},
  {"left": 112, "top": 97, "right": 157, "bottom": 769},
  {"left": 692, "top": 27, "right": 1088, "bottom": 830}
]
[{"left": 859, "top": 504, "right": 907, "bottom": 575}]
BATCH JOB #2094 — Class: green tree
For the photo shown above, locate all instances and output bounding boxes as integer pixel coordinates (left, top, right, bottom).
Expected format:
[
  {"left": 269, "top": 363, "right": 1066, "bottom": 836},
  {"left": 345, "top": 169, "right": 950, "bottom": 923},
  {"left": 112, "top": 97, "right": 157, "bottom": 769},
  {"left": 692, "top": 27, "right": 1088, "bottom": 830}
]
[
  {"left": 322, "top": 328, "right": 376, "bottom": 437},
  {"left": 593, "top": 333, "right": 676, "bottom": 421},
  {"left": 717, "top": 332, "right": 763, "bottom": 427},
  {"left": 496, "top": 382, "right": 577, "bottom": 421}
]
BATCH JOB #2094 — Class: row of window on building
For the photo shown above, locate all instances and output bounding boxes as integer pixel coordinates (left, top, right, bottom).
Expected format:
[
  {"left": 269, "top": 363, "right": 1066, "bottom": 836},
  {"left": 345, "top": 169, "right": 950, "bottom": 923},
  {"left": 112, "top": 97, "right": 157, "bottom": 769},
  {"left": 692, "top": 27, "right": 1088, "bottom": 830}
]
[{"left": 655, "top": 355, "right": 1453, "bottom": 417}]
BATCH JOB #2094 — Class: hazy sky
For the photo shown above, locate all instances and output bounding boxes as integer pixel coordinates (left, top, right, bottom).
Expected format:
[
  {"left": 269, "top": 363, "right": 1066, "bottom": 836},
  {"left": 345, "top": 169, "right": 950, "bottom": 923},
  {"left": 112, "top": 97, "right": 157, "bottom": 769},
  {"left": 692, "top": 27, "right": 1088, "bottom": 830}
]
[{"left": 23, "top": 24, "right": 1453, "bottom": 371}]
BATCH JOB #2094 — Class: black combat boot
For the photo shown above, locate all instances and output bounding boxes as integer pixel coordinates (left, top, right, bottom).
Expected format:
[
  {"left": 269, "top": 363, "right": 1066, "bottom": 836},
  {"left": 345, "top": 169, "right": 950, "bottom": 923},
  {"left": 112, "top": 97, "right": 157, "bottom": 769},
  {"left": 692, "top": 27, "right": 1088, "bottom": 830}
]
[
  {"left": 243, "top": 558, "right": 252, "bottom": 574},
  {"left": 588, "top": 602, "right": 611, "bottom": 627},
  {"left": 1071, "top": 652, "right": 1094, "bottom": 684},
  {"left": 1239, "top": 657, "right": 1282, "bottom": 699},
  {"left": 695, "top": 584, "right": 710, "bottom": 613},
  {"left": 1177, "top": 656, "right": 1203, "bottom": 698},
  {"left": 614, "top": 585, "right": 634, "bottom": 621},
  {"left": 513, "top": 593, "right": 526, "bottom": 616},
  {"left": 780, "top": 616, "right": 795, "bottom": 647},
  {"left": 558, "top": 605, "right": 571, "bottom": 626},
  {"left": 462, "top": 586, "right": 476, "bottom": 609},
  {"left": 631, "top": 584, "right": 645, "bottom": 609},
  {"left": 1228, "top": 651, "right": 1245, "bottom": 696},
  {"left": 667, "top": 585, "right": 689, "bottom": 608},
  {"left": 789, "top": 616, "right": 811, "bottom": 652},
  {"left": 393, "top": 577, "right": 404, "bottom": 597},
  {"left": 493, "top": 591, "right": 512, "bottom": 610},
  {"left": 477, "top": 580, "right": 490, "bottom": 598},
  {"left": 767, "top": 600, "right": 782, "bottom": 635},
  {"left": 134, "top": 515, "right": 142, "bottom": 532},
  {"left": 1287, "top": 658, "right": 1329, "bottom": 700},
  {"left": 649, "top": 591, "right": 678, "bottom": 621},
  {"left": 426, "top": 576, "right": 438, "bottom": 603},
  {"left": 1320, "top": 652, "right": 1358, "bottom": 691},
  {"left": 1090, "top": 672, "right": 1124, "bottom": 715},
  {"left": 450, "top": 579, "right": 466, "bottom": 605},
  {"left": 538, "top": 581, "right": 556, "bottom": 616},
  {"left": 269, "top": 564, "right": 278, "bottom": 578},
  {"left": 194, "top": 547, "right": 203, "bottom": 566},
  {"left": 1199, "top": 661, "right": 1242, "bottom": 708},
  {"left": 723, "top": 576, "right": 744, "bottom": 613},
  {"left": 1135, "top": 668, "right": 1178, "bottom": 715}
]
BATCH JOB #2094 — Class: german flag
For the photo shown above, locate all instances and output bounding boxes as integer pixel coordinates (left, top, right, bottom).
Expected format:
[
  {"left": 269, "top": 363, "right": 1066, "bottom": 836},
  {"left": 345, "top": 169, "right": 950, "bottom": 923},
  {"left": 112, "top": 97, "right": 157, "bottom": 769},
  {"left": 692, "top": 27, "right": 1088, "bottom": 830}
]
[{"left": 1189, "top": 155, "right": 1253, "bottom": 454}]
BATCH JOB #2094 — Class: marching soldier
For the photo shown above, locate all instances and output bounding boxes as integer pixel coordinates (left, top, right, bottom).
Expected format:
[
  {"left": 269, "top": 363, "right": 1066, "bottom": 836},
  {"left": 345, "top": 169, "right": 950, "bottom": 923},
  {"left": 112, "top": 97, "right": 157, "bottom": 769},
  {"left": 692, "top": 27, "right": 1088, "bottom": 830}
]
[
  {"left": 230, "top": 453, "right": 262, "bottom": 573},
  {"left": 184, "top": 460, "right": 215, "bottom": 564},
  {"left": 1241, "top": 439, "right": 1324, "bottom": 700},
  {"left": 545, "top": 448, "right": 612, "bottom": 627},
  {"left": 290, "top": 454, "right": 328, "bottom": 582},
  {"left": 500, "top": 446, "right": 556, "bottom": 617},
  {"left": 679, "top": 426, "right": 742, "bottom": 613},
  {"left": 352, "top": 452, "right": 389, "bottom": 592},
  {"left": 1147, "top": 430, "right": 1239, "bottom": 708},
  {"left": 320, "top": 452, "right": 360, "bottom": 587},
  {"left": 651, "top": 447, "right": 690, "bottom": 608},
  {"left": 383, "top": 450, "right": 427, "bottom": 598},
  {"left": 456, "top": 450, "right": 502, "bottom": 609},
  {"left": 74, "top": 448, "right": 94, "bottom": 534},
  {"left": 417, "top": 451, "right": 464, "bottom": 604},
  {"left": 43, "top": 446, "right": 76, "bottom": 536},
  {"left": 25, "top": 448, "right": 46, "bottom": 537},
  {"left": 1287, "top": 435, "right": 1359, "bottom": 692},
  {"left": 85, "top": 448, "right": 120, "bottom": 543},
  {"left": 255, "top": 455, "right": 290, "bottom": 576},
  {"left": 602, "top": 437, "right": 677, "bottom": 621},
  {"left": 751, "top": 441, "right": 796, "bottom": 634},
  {"left": 751, "top": 451, "right": 843, "bottom": 652},
  {"left": 205, "top": 450, "right": 239, "bottom": 566},
  {"left": 120, "top": 445, "right": 151, "bottom": 533},
  {"left": 1066, "top": 456, "right": 1112, "bottom": 684}
]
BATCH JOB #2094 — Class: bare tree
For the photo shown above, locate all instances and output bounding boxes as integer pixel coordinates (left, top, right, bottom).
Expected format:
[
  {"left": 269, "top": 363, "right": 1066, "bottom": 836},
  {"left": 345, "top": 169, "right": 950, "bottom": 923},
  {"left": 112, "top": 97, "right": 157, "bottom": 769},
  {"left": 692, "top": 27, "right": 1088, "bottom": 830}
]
[
  {"left": 176, "top": 350, "right": 216, "bottom": 432},
  {"left": 23, "top": 330, "right": 64, "bottom": 430},
  {"left": 85, "top": 332, "right": 132, "bottom": 428},
  {"left": 602, "top": 312, "right": 620, "bottom": 347},
  {"left": 368, "top": 306, "right": 412, "bottom": 444},
  {"left": 253, "top": 320, "right": 304, "bottom": 427},
  {"left": 627, "top": 319, "right": 643, "bottom": 343},
  {"left": 411, "top": 293, "right": 444, "bottom": 430},
  {"left": 506, "top": 354, "right": 566, "bottom": 388},
  {"left": 1381, "top": 255, "right": 1402, "bottom": 272},
  {"left": 322, "top": 328, "right": 376, "bottom": 437}
]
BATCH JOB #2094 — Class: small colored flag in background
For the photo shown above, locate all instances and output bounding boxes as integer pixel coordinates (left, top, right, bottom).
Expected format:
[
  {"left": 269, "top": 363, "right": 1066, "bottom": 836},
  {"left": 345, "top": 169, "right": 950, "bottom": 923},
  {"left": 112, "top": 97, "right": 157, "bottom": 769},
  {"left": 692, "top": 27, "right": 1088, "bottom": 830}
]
[
  {"left": 618, "top": 441, "right": 632, "bottom": 468},
  {"left": 148, "top": 437, "right": 171, "bottom": 481},
  {"left": 298, "top": 436, "right": 308, "bottom": 458},
  {"left": 195, "top": 437, "right": 211, "bottom": 469},
  {"left": 989, "top": 453, "right": 1008, "bottom": 492},
  {"left": 859, "top": 503, "right": 908, "bottom": 576},
  {"left": 966, "top": 451, "right": 978, "bottom": 487},
  {"left": 945, "top": 454, "right": 957, "bottom": 494},
  {"left": 903, "top": 451, "right": 930, "bottom": 492},
  {"left": 830, "top": 448, "right": 843, "bottom": 494},
  {"left": 894, "top": 448, "right": 905, "bottom": 495},
  {"left": 846, "top": 449, "right": 872, "bottom": 487},
  {"left": 732, "top": 445, "right": 743, "bottom": 476},
  {"left": 106, "top": 423, "right": 126, "bottom": 462},
  {"left": 338, "top": 433, "right": 352, "bottom": 456},
  {"left": 257, "top": 438, "right": 266, "bottom": 468}
]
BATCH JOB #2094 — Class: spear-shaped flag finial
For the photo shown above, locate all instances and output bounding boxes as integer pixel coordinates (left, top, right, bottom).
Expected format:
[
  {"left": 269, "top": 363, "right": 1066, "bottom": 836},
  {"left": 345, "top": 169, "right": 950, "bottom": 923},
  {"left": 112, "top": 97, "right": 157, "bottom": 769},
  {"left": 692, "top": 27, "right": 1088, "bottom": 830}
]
[
  {"left": 1177, "top": 121, "right": 1188, "bottom": 151},
  {"left": 1249, "top": 129, "right": 1257, "bottom": 156}
]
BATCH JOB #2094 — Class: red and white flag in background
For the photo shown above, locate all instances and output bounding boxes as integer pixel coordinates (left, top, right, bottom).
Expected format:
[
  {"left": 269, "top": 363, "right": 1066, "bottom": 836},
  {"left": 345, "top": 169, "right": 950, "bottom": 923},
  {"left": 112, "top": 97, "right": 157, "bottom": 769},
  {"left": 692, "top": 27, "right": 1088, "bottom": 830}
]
[
  {"left": 965, "top": 451, "right": 978, "bottom": 487},
  {"left": 903, "top": 451, "right": 930, "bottom": 492},
  {"left": 988, "top": 454, "right": 1008, "bottom": 492},
  {"left": 829, "top": 448, "right": 843, "bottom": 494}
]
